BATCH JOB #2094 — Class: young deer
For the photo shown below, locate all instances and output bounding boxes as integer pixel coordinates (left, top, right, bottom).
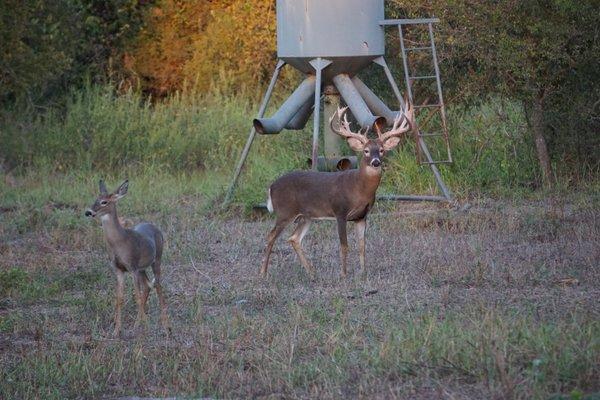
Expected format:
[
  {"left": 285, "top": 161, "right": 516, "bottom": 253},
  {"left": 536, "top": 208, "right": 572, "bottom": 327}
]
[
  {"left": 261, "top": 103, "right": 414, "bottom": 278},
  {"left": 85, "top": 180, "right": 170, "bottom": 337}
]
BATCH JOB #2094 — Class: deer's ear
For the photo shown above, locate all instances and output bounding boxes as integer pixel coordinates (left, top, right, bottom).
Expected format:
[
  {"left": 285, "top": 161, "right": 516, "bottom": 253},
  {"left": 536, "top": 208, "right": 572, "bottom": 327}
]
[
  {"left": 99, "top": 180, "right": 108, "bottom": 195},
  {"left": 114, "top": 180, "right": 129, "bottom": 199},
  {"left": 382, "top": 137, "right": 401, "bottom": 151},
  {"left": 347, "top": 138, "right": 364, "bottom": 152}
]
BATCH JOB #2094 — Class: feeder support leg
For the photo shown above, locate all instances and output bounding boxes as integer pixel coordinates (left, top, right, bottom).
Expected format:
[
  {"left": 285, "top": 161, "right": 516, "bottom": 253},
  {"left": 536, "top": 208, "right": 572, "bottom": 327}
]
[
  {"left": 323, "top": 87, "right": 342, "bottom": 159},
  {"left": 418, "top": 137, "right": 453, "bottom": 200},
  {"left": 224, "top": 60, "right": 285, "bottom": 206},
  {"left": 309, "top": 58, "right": 331, "bottom": 170},
  {"left": 373, "top": 56, "right": 405, "bottom": 109}
]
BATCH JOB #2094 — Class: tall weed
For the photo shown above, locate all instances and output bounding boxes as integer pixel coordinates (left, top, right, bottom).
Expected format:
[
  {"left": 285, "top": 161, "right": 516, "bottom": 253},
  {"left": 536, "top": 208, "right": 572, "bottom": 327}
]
[{"left": 0, "top": 84, "right": 586, "bottom": 206}]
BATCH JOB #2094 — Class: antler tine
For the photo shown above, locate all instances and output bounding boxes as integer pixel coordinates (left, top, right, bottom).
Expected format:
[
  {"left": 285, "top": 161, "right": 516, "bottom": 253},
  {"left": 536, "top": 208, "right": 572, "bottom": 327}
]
[
  {"left": 329, "top": 107, "right": 368, "bottom": 144},
  {"left": 379, "top": 103, "right": 413, "bottom": 142}
]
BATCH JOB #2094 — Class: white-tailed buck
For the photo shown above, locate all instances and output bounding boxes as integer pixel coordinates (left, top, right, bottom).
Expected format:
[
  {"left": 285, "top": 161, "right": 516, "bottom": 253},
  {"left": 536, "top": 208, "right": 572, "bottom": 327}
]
[
  {"left": 85, "top": 180, "right": 170, "bottom": 336},
  {"left": 261, "top": 103, "right": 414, "bottom": 278}
]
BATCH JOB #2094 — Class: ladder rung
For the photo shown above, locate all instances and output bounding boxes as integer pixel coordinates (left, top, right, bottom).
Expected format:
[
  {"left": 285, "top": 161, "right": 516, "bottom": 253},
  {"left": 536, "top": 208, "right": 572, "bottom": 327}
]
[
  {"left": 420, "top": 160, "right": 453, "bottom": 165},
  {"left": 410, "top": 75, "right": 436, "bottom": 80},
  {"left": 405, "top": 46, "right": 433, "bottom": 51},
  {"left": 414, "top": 104, "right": 441, "bottom": 109},
  {"left": 380, "top": 18, "right": 440, "bottom": 26}
]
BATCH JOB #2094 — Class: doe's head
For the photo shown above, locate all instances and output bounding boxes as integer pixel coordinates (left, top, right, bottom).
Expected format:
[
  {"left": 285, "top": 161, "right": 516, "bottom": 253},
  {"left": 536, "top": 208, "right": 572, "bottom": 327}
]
[
  {"left": 85, "top": 179, "right": 128, "bottom": 218},
  {"left": 329, "top": 104, "right": 414, "bottom": 169}
]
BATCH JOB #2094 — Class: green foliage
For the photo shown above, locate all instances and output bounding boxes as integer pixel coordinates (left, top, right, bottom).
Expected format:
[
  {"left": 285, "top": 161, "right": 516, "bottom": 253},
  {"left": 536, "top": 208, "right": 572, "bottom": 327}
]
[
  {"left": 387, "top": 0, "right": 600, "bottom": 170},
  {"left": 0, "top": 0, "right": 148, "bottom": 104},
  {"left": 0, "top": 84, "right": 254, "bottom": 171},
  {"left": 0, "top": 84, "right": 555, "bottom": 207},
  {"left": 382, "top": 100, "right": 539, "bottom": 197}
]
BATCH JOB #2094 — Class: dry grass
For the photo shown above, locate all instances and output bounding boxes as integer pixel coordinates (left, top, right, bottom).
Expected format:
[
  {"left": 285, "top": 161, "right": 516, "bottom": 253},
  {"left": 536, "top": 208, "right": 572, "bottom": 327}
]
[{"left": 0, "top": 173, "right": 599, "bottom": 399}]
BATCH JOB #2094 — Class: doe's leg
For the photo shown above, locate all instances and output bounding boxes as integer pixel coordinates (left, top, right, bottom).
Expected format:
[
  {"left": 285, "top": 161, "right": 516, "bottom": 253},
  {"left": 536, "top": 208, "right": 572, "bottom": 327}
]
[
  {"left": 260, "top": 217, "right": 291, "bottom": 278},
  {"left": 113, "top": 265, "right": 125, "bottom": 338},
  {"left": 132, "top": 270, "right": 148, "bottom": 331},
  {"left": 288, "top": 218, "right": 316, "bottom": 279},
  {"left": 152, "top": 261, "right": 171, "bottom": 335},
  {"left": 336, "top": 216, "right": 349, "bottom": 277},
  {"left": 138, "top": 270, "right": 151, "bottom": 313}
]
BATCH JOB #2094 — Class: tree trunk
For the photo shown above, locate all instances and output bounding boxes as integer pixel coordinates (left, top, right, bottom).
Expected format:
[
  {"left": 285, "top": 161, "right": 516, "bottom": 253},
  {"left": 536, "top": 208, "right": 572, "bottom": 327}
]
[{"left": 526, "top": 94, "right": 554, "bottom": 188}]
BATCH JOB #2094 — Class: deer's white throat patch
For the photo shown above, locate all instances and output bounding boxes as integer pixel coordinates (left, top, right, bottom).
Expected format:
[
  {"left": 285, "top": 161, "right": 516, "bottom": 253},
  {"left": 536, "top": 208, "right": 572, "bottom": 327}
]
[{"left": 365, "top": 165, "right": 382, "bottom": 176}]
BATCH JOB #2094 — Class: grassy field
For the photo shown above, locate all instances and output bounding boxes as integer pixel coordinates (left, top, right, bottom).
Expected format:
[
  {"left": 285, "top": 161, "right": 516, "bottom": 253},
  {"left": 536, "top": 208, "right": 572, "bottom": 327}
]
[
  {"left": 1, "top": 170, "right": 598, "bottom": 399},
  {"left": 0, "top": 86, "right": 598, "bottom": 398}
]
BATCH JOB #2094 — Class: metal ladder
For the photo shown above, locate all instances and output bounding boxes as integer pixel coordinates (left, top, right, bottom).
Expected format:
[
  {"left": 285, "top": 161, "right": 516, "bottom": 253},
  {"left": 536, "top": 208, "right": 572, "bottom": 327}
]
[{"left": 383, "top": 18, "right": 453, "bottom": 165}]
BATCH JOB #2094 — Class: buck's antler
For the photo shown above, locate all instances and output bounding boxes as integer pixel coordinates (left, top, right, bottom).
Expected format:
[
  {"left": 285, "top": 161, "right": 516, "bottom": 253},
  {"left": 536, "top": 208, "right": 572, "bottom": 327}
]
[
  {"left": 329, "top": 107, "right": 369, "bottom": 145},
  {"left": 377, "top": 103, "right": 414, "bottom": 142}
]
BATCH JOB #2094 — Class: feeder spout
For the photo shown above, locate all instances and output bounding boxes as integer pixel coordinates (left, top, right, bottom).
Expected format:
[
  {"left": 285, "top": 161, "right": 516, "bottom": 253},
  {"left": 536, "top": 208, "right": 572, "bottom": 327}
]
[
  {"left": 254, "top": 76, "right": 316, "bottom": 134},
  {"left": 332, "top": 74, "right": 385, "bottom": 131},
  {"left": 352, "top": 76, "right": 399, "bottom": 127},
  {"left": 285, "top": 98, "right": 313, "bottom": 130}
]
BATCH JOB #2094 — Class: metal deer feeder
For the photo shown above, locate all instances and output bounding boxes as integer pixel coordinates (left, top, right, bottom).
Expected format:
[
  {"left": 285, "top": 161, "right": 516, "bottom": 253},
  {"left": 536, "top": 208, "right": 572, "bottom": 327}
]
[{"left": 225, "top": 0, "right": 453, "bottom": 205}]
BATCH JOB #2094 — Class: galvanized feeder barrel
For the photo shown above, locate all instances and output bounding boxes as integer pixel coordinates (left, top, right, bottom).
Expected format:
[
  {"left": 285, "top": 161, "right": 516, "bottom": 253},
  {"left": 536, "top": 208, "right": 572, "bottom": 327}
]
[{"left": 277, "top": 0, "right": 385, "bottom": 81}]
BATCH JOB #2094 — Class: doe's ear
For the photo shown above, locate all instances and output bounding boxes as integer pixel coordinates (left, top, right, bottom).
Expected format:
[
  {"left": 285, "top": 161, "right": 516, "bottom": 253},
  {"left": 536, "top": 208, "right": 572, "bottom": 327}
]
[
  {"left": 114, "top": 180, "right": 129, "bottom": 199},
  {"left": 382, "top": 137, "right": 401, "bottom": 151},
  {"left": 347, "top": 138, "right": 364, "bottom": 152},
  {"left": 99, "top": 180, "right": 108, "bottom": 195}
]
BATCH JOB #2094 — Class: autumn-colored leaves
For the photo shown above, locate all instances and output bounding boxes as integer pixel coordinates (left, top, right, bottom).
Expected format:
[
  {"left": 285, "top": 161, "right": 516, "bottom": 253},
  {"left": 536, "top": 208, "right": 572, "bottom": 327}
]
[{"left": 126, "top": 0, "right": 277, "bottom": 96}]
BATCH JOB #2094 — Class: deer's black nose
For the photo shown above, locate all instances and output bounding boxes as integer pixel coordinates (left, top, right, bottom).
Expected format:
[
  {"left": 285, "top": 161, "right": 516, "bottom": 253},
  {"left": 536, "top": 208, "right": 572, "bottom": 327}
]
[
  {"left": 371, "top": 158, "right": 381, "bottom": 168},
  {"left": 85, "top": 210, "right": 94, "bottom": 217}
]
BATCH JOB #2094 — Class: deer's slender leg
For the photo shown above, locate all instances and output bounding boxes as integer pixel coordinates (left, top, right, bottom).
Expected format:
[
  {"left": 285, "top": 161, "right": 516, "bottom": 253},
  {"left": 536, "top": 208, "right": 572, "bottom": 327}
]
[
  {"left": 132, "top": 270, "right": 148, "bottom": 331},
  {"left": 261, "top": 217, "right": 291, "bottom": 277},
  {"left": 288, "top": 218, "right": 315, "bottom": 278},
  {"left": 355, "top": 219, "right": 367, "bottom": 272},
  {"left": 137, "top": 270, "right": 151, "bottom": 313},
  {"left": 152, "top": 261, "right": 171, "bottom": 334},
  {"left": 336, "top": 216, "right": 349, "bottom": 277},
  {"left": 113, "top": 265, "right": 125, "bottom": 337}
]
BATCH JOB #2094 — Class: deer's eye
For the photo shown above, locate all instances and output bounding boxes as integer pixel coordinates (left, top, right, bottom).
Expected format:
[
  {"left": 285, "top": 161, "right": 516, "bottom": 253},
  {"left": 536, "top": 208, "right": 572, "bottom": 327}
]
[
  {"left": 364, "top": 149, "right": 369, "bottom": 154},
  {"left": 100, "top": 200, "right": 108, "bottom": 206}
]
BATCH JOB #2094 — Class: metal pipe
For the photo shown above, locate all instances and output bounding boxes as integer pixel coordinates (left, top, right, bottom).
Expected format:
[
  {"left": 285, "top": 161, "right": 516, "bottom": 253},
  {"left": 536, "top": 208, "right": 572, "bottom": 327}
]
[
  {"left": 398, "top": 25, "right": 414, "bottom": 104},
  {"left": 309, "top": 58, "right": 331, "bottom": 169},
  {"left": 332, "top": 73, "right": 386, "bottom": 130},
  {"left": 379, "top": 18, "right": 440, "bottom": 26},
  {"left": 372, "top": 56, "right": 406, "bottom": 109},
  {"left": 253, "top": 75, "right": 316, "bottom": 135},
  {"left": 352, "top": 76, "right": 398, "bottom": 126},
  {"left": 284, "top": 98, "right": 313, "bottom": 130},
  {"left": 418, "top": 136, "right": 453, "bottom": 200},
  {"left": 312, "top": 156, "right": 358, "bottom": 172},
  {"left": 377, "top": 194, "right": 447, "bottom": 202},
  {"left": 224, "top": 60, "right": 285, "bottom": 206},
  {"left": 253, "top": 193, "right": 447, "bottom": 211},
  {"left": 428, "top": 22, "right": 452, "bottom": 163},
  {"left": 323, "top": 91, "right": 343, "bottom": 158}
]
